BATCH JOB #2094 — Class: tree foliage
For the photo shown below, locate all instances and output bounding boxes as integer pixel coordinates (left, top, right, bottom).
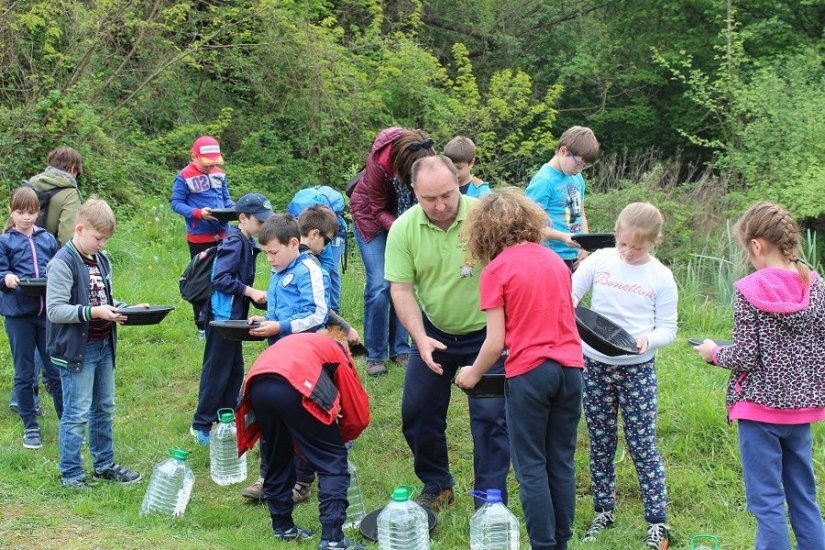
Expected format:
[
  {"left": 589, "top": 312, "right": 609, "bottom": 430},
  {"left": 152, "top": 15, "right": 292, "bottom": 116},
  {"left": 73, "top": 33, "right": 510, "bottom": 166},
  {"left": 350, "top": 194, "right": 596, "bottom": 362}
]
[{"left": 0, "top": 0, "right": 822, "bottom": 222}]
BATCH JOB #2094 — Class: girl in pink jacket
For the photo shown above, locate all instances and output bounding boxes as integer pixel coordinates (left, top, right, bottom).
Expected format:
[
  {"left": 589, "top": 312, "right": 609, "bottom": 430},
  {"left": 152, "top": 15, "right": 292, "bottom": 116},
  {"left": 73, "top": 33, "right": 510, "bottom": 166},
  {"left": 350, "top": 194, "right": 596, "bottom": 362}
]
[{"left": 695, "top": 201, "right": 825, "bottom": 550}]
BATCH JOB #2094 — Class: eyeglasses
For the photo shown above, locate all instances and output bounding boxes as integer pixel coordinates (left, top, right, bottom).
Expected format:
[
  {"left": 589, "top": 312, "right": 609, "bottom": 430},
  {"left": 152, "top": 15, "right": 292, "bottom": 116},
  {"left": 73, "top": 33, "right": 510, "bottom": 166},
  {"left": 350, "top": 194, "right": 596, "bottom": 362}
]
[
  {"left": 407, "top": 138, "right": 434, "bottom": 152},
  {"left": 321, "top": 233, "right": 333, "bottom": 246},
  {"left": 567, "top": 151, "right": 593, "bottom": 170}
]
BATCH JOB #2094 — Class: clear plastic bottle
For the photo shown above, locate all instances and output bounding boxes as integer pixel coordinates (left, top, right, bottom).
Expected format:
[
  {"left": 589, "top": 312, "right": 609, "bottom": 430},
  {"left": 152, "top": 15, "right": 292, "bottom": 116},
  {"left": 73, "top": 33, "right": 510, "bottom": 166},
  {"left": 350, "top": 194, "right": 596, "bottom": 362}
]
[
  {"left": 469, "top": 489, "right": 519, "bottom": 550},
  {"left": 377, "top": 485, "right": 430, "bottom": 550},
  {"left": 140, "top": 448, "right": 195, "bottom": 518},
  {"left": 343, "top": 459, "right": 366, "bottom": 530},
  {"left": 210, "top": 408, "right": 247, "bottom": 486}
]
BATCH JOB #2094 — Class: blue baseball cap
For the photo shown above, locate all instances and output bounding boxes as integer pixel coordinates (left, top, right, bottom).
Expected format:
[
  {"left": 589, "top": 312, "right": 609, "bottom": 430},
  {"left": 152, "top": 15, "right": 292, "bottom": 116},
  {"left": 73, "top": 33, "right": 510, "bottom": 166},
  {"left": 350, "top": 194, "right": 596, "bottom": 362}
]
[{"left": 236, "top": 193, "right": 274, "bottom": 222}]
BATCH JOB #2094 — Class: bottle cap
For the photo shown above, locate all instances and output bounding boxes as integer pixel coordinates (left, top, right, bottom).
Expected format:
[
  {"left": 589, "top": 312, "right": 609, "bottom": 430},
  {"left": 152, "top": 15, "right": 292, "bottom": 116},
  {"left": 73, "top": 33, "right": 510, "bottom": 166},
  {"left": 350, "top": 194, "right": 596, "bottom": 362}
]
[
  {"left": 217, "top": 408, "right": 235, "bottom": 423},
  {"left": 170, "top": 448, "right": 189, "bottom": 461},
  {"left": 391, "top": 486, "right": 410, "bottom": 502},
  {"left": 469, "top": 489, "right": 502, "bottom": 503}
]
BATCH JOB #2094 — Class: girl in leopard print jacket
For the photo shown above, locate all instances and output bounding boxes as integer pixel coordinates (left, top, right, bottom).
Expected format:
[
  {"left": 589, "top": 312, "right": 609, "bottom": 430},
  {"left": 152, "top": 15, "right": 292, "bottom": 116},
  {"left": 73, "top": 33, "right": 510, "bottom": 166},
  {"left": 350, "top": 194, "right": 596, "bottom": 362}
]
[{"left": 695, "top": 201, "right": 825, "bottom": 550}]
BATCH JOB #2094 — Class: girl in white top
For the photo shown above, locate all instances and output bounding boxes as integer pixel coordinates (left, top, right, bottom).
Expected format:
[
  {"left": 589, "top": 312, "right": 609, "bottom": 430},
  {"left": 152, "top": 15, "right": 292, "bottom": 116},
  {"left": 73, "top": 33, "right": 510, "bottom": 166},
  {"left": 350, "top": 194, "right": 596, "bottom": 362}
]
[{"left": 571, "top": 202, "right": 677, "bottom": 550}]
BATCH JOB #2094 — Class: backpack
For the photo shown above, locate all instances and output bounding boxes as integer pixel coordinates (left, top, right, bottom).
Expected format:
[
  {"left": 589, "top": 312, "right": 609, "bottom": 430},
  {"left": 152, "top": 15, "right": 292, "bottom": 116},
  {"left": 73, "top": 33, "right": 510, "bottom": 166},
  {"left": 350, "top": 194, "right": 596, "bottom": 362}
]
[
  {"left": 22, "top": 179, "right": 62, "bottom": 230},
  {"left": 287, "top": 186, "right": 350, "bottom": 272},
  {"left": 178, "top": 234, "right": 239, "bottom": 304}
]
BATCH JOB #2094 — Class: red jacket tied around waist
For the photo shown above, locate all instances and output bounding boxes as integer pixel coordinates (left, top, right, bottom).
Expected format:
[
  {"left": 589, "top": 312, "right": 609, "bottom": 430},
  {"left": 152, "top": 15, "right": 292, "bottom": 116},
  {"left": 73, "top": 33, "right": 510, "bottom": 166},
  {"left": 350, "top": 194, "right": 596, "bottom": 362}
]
[{"left": 236, "top": 333, "right": 370, "bottom": 454}]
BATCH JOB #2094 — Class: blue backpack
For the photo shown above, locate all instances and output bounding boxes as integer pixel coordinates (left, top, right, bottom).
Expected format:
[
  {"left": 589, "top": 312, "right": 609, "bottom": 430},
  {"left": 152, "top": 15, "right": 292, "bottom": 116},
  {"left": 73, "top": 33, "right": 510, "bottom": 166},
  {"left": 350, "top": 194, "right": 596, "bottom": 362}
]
[{"left": 287, "top": 186, "right": 349, "bottom": 272}]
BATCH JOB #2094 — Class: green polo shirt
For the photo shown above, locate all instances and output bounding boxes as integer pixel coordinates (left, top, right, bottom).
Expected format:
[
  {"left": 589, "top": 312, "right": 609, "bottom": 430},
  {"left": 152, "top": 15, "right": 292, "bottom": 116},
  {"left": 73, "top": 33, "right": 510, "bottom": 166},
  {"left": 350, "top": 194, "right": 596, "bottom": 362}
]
[{"left": 385, "top": 195, "right": 485, "bottom": 334}]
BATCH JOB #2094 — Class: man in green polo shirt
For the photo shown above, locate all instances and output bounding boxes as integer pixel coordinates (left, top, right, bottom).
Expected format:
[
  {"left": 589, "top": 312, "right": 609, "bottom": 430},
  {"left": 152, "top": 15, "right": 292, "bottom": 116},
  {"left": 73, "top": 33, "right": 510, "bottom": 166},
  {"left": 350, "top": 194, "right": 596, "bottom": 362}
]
[{"left": 385, "top": 155, "right": 509, "bottom": 512}]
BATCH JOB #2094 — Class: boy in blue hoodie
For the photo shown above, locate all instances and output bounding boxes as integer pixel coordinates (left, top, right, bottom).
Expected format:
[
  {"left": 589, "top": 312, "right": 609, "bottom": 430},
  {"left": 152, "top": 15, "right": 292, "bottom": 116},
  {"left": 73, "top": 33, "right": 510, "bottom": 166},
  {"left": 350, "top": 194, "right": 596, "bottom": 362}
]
[{"left": 190, "top": 192, "right": 272, "bottom": 446}]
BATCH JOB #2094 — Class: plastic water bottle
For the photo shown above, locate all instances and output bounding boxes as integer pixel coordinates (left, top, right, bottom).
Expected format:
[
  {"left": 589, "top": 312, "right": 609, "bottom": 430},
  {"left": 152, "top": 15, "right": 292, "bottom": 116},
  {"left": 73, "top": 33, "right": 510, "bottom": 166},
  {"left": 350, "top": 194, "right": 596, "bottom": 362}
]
[
  {"left": 469, "top": 489, "right": 519, "bottom": 550},
  {"left": 210, "top": 408, "right": 247, "bottom": 485},
  {"left": 343, "top": 458, "right": 366, "bottom": 530},
  {"left": 377, "top": 485, "right": 430, "bottom": 550},
  {"left": 140, "top": 448, "right": 195, "bottom": 518},
  {"left": 690, "top": 534, "right": 720, "bottom": 550}
]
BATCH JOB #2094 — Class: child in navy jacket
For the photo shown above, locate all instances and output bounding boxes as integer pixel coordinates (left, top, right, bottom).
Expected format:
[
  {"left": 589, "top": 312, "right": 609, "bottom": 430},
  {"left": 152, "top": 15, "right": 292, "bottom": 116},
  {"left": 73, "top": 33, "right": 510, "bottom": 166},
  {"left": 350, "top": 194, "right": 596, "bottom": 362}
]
[
  {"left": 190, "top": 193, "right": 272, "bottom": 446},
  {"left": 0, "top": 187, "right": 63, "bottom": 449}
]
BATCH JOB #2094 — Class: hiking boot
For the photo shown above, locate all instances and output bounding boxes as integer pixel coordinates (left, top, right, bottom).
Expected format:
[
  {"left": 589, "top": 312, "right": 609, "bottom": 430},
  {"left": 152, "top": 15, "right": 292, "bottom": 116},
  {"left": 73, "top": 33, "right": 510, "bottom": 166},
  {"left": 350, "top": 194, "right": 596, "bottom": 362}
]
[
  {"left": 242, "top": 477, "right": 264, "bottom": 501},
  {"left": 645, "top": 522, "right": 670, "bottom": 550},
  {"left": 61, "top": 477, "right": 94, "bottom": 490},
  {"left": 190, "top": 426, "right": 210, "bottom": 446},
  {"left": 292, "top": 480, "right": 313, "bottom": 503},
  {"left": 415, "top": 487, "right": 455, "bottom": 513},
  {"left": 582, "top": 510, "right": 615, "bottom": 541},
  {"left": 318, "top": 537, "right": 365, "bottom": 550},
  {"left": 23, "top": 428, "right": 42, "bottom": 449},
  {"left": 274, "top": 526, "right": 315, "bottom": 541},
  {"left": 392, "top": 354, "right": 409, "bottom": 368},
  {"left": 93, "top": 464, "right": 142, "bottom": 484},
  {"left": 365, "top": 360, "right": 387, "bottom": 377}
]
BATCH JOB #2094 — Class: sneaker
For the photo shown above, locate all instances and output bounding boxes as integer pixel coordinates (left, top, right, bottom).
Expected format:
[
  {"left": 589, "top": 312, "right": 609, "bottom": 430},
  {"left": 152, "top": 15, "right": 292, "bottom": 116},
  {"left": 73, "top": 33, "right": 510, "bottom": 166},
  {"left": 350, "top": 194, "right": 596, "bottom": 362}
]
[
  {"left": 645, "top": 522, "right": 670, "bottom": 550},
  {"left": 274, "top": 526, "right": 315, "bottom": 541},
  {"left": 415, "top": 487, "right": 455, "bottom": 513},
  {"left": 292, "top": 480, "right": 313, "bottom": 503},
  {"left": 242, "top": 477, "right": 264, "bottom": 501},
  {"left": 198, "top": 329, "right": 206, "bottom": 340},
  {"left": 582, "top": 510, "right": 615, "bottom": 541},
  {"left": 61, "top": 477, "right": 94, "bottom": 490},
  {"left": 365, "top": 360, "right": 387, "bottom": 377},
  {"left": 318, "top": 537, "right": 364, "bottom": 550},
  {"left": 392, "top": 354, "right": 409, "bottom": 368},
  {"left": 93, "top": 464, "right": 142, "bottom": 484},
  {"left": 9, "top": 402, "right": 18, "bottom": 414},
  {"left": 190, "top": 426, "right": 210, "bottom": 446},
  {"left": 22, "top": 428, "right": 42, "bottom": 449}
]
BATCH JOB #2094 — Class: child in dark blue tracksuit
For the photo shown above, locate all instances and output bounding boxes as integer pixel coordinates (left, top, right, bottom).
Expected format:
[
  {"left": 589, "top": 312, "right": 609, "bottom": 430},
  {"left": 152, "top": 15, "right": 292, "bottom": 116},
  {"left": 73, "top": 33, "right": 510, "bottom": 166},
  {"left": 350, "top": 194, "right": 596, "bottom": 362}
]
[
  {"left": 190, "top": 193, "right": 273, "bottom": 445},
  {"left": 0, "top": 187, "right": 64, "bottom": 449}
]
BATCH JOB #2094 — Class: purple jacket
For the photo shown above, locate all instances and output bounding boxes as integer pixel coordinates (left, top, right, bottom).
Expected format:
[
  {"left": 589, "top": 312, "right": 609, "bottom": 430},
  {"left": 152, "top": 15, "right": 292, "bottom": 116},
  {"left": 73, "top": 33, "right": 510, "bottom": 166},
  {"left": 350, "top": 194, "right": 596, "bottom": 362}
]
[
  {"left": 350, "top": 127, "right": 405, "bottom": 242},
  {"left": 713, "top": 268, "right": 825, "bottom": 424}
]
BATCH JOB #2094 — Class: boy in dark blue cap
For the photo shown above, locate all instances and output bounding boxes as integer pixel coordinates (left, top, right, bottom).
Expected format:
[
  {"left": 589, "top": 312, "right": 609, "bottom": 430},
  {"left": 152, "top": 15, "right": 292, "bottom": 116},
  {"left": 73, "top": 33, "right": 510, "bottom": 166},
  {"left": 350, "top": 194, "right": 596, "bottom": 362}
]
[{"left": 190, "top": 192, "right": 272, "bottom": 445}]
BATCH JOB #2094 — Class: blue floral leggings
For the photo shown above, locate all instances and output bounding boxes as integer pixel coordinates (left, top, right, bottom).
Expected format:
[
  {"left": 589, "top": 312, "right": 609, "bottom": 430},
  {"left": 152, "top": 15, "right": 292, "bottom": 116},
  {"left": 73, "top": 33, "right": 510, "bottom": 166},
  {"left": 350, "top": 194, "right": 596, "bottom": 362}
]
[{"left": 583, "top": 357, "right": 668, "bottom": 522}]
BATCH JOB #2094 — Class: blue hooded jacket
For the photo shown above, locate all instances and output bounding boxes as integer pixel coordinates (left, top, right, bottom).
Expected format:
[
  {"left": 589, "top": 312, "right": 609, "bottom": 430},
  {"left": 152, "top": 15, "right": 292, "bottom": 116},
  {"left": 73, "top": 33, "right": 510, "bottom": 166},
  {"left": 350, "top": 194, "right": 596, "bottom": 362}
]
[{"left": 0, "top": 226, "right": 58, "bottom": 317}]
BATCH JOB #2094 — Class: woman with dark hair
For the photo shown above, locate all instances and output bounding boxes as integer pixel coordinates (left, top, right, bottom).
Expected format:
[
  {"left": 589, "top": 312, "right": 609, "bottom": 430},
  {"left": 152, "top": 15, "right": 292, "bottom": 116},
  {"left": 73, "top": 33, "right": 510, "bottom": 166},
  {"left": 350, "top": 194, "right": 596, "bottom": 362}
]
[{"left": 349, "top": 128, "right": 435, "bottom": 376}]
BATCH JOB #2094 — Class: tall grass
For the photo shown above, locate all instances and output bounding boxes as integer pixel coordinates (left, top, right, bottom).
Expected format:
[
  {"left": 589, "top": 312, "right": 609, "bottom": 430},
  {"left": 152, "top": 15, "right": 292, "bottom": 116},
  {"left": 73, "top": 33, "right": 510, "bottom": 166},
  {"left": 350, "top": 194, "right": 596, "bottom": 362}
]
[{"left": 0, "top": 199, "right": 822, "bottom": 549}]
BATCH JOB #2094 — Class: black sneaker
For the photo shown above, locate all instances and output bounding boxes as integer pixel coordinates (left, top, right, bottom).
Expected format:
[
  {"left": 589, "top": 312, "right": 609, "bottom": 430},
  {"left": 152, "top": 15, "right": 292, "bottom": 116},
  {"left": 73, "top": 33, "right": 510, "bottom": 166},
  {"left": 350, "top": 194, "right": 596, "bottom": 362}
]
[
  {"left": 22, "top": 428, "right": 42, "bottom": 449},
  {"left": 415, "top": 487, "right": 455, "bottom": 513},
  {"left": 318, "top": 537, "right": 364, "bottom": 550},
  {"left": 582, "top": 510, "right": 615, "bottom": 541},
  {"left": 93, "top": 464, "right": 142, "bottom": 484},
  {"left": 645, "top": 522, "right": 670, "bottom": 549},
  {"left": 274, "top": 526, "right": 315, "bottom": 541}
]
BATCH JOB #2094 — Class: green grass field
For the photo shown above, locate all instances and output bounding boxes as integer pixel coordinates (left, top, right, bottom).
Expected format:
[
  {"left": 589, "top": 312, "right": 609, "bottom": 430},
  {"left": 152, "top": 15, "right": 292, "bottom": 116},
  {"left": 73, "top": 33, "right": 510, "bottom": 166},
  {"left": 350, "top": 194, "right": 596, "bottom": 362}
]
[{"left": 0, "top": 202, "right": 822, "bottom": 549}]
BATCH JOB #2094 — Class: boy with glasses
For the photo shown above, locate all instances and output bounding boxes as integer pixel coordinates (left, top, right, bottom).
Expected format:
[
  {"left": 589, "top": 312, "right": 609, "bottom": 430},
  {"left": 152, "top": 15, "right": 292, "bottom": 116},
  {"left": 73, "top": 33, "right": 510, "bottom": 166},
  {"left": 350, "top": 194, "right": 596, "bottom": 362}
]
[{"left": 525, "top": 126, "right": 600, "bottom": 271}]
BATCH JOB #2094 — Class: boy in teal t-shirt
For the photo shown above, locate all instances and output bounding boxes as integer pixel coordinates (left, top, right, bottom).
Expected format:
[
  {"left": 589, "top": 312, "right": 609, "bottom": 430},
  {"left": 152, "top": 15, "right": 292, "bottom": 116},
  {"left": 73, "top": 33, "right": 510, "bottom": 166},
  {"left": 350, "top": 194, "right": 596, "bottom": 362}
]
[
  {"left": 444, "top": 136, "right": 491, "bottom": 199},
  {"left": 525, "top": 126, "right": 599, "bottom": 270}
]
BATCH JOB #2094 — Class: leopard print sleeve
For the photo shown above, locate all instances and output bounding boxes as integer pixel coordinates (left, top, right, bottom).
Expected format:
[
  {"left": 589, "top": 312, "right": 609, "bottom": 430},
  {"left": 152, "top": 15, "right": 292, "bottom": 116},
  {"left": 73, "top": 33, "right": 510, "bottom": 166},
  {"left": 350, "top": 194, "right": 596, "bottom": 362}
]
[{"left": 715, "top": 289, "right": 761, "bottom": 374}]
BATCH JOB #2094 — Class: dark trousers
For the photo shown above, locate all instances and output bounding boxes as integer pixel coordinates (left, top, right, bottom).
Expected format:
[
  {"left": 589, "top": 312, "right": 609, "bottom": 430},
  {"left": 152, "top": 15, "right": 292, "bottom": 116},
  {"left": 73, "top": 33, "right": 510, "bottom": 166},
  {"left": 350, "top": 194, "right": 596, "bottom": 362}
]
[
  {"left": 187, "top": 241, "right": 214, "bottom": 330},
  {"left": 191, "top": 325, "right": 243, "bottom": 432},
  {"left": 6, "top": 316, "right": 63, "bottom": 429},
  {"left": 250, "top": 376, "right": 349, "bottom": 541},
  {"left": 401, "top": 316, "right": 510, "bottom": 505},
  {"left": 506, "top": 360, "right": 582, "bottom": 550}
]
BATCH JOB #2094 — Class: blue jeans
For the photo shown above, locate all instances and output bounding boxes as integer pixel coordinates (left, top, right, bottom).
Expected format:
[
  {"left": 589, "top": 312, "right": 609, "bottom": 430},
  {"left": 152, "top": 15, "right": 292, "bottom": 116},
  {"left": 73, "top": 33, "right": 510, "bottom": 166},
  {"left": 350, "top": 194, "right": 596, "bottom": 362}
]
[
  {"left": 738, "top": 420, "right": 825, "bottom": 550},
  {"left": 353, "top": 225, "right": 410, "bottom": 362},
  {"left": 507, "top": 360, "right": 582, "bottom": 550},
  {"left": 6, "top": 317, "right": 63, "bottom": 429},
  {"left": 328, "top": 235, "right": 346, "bottom": 312},
  {"left": 58, "top": 339, "right": 116, "bottom": 482},
  {"left": 401, "top": 316, "right": 509, "bottom": 504}
]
